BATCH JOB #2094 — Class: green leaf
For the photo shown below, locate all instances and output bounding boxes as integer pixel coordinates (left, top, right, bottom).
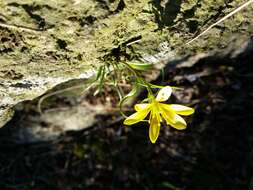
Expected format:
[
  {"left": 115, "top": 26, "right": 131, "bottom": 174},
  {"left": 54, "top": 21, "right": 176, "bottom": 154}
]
[
  {"left": 162, "top": 182, "right": 182, "bottom": 190},
  {"left": 119, "top": 83, "right": 140, "bottom": 118},
  {"left": 95, "top": 66, "right": 103, "bottom": 81},
  {"left": 161, "top": 67, "right": 165, "bottom": 83},
  {"left": 141, "top": 97, "right": 150, "bottom": 103},
  {"left": 128, "top": 62, "right": 153, "bottom": 71},
  {"left": 93, "top": 66, "right": 106, "bottom": 96},
  {"left": 150, "top": 84, "right": 165, "bottom": 89},
  {"left": 149, "top": 84, "right": 183, "bottom": 90},
  {"left": 98, "top": 66, "right": 106, "bottom": 92}
]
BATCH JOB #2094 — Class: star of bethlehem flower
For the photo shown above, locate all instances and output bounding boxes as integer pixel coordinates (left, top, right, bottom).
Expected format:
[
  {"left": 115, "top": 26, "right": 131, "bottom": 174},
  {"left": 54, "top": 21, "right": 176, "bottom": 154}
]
[{"left": 124, "top": 86, "right": 195, "bottom": 143}]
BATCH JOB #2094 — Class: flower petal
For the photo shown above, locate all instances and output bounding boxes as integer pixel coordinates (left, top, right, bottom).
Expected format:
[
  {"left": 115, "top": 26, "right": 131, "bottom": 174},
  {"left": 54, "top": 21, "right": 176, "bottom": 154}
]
[
  {"left": 134, "top": 103, "right": 151, "bottom": 112},
  {"left": 159, "top": 103, "right": 176, "bottom": 124},
  {"left": 170, "top": 114, "right": 187, "bottom": 130},
  {"left": 160, "top": 109, "right": 175, "bottom": 125},
  {"left": 124, "top": 106, "right": 150, "bottom": 125},
  {"left": 156, "top": 86, "right": 172, "bottom": 102},
  {"left": 159, "top": 103, "right": 187, "bottom": 130},
  {"left": 170, "top": 104, "right": 195, "bottom": 116},
  {"left": 149, "top": 114, "right": 161, "bottom": 143}
]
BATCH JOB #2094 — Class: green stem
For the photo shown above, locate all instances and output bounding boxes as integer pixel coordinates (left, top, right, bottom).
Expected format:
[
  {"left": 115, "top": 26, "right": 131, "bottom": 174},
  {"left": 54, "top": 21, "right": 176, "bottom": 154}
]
[{"left": 121, "top": 61, "right": 154, "bottom": 96}]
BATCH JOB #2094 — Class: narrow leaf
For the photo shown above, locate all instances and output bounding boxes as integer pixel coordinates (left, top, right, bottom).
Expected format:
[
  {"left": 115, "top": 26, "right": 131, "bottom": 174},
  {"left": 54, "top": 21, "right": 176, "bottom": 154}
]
[
  {"left": 119, "top": 83, "right": 140, "bottom": 117},
  {"left": 128, "top": 62, "right": 153, "bottom": 71}
]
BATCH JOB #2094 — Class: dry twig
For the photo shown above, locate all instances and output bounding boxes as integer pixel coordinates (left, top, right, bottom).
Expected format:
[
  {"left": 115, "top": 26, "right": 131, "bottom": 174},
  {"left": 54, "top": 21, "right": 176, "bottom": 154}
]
[
  {"left": 187, "top": 0, "right": 253, "bottom": 45},
  {"left": 0, "top": 22, "right": 42, "bottom": 33}
]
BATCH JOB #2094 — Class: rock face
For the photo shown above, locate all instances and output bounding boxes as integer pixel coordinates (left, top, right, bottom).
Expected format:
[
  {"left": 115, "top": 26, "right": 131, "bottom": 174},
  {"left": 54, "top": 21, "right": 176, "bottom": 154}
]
[
  {"left": 7, "top": 99, "right": 110, "bottom": 143},
  {"left": 1, "top": 0, "right": 253, "bottom": 131}
]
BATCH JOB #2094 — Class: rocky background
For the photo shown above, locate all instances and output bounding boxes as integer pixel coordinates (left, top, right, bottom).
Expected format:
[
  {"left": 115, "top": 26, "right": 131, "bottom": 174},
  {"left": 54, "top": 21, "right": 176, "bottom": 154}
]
[{"left": 0, "top": 0, "right": 253, "bottom": 189}]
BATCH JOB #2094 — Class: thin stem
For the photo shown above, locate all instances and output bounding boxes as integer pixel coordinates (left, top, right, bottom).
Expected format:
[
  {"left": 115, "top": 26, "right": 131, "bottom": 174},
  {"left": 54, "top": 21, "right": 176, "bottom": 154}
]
[
  {"left": 37, "top": 83, "right": 96, "bottom": 114},
  {"left": 121, "top": 61, "right": 154, "bottom": 96},
  {"left": 187, "top": 0, "right": 253, "bottom": 45},
  {"left": 0, "top": 22, "right": 43, "bottom": 33}
]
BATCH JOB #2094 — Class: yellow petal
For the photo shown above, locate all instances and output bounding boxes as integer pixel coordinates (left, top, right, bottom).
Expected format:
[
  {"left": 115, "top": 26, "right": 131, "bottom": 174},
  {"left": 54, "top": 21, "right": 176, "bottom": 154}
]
[
  {"left": 149, "top": 114, "right": 161, "bottom": 143},
  {"left": 170, "top": 104, "right": 195, "bottom": 116},
  {"left": 159, "top": 104, "right": 187, "bottom": 130},
  {"left": 124, "top": 106, "right": 150, "bottom": 125},
  {"left": 134, "top": 103, "right": 151, "bottom": 112},
  {"left": 170, "top": 114, "right": 187, "bottom": 130},
  {"left": 160, "top": 109, "right": 175, "bottom": 124},
  {"left": 159, "top": 103, "right": 176, "bottom": 124},
  {"left": 156, "top": 86, "right": 172, "bottom": 102}
]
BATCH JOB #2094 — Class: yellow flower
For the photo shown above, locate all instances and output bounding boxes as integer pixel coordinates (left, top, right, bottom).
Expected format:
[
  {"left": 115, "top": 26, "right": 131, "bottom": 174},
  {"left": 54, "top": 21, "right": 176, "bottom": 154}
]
[{"left": 124, "top": 86, "right": 195, "bottom": 143}]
